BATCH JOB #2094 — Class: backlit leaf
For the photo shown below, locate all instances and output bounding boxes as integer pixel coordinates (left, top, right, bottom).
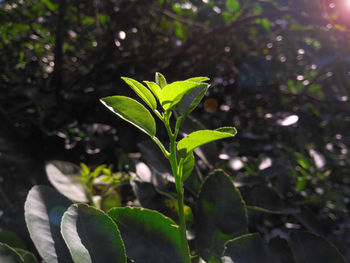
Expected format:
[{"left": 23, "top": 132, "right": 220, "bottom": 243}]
[
  {"left": 144, "top": 81, "right": 161, "bottom": 101},
  {"left": 160, "top": 81, "right": 207, "bottom": 112},
  {"left": 177, "top": 83, "right": 209, "bottom": 116},
  {"left": 155, "top": 72, "right": 167, "bottom": 89},
  {"left": 182, "top": 152, "right": 194, "bottom": 181},
  {"left": 100, "top": 96, "right": 156, "bottom": 137},
  {"left": 177, "top": 127, "right": 236, "bottom": 157},
  {"left": 121, "top": 77, "right": 157, "bottom": 110}
]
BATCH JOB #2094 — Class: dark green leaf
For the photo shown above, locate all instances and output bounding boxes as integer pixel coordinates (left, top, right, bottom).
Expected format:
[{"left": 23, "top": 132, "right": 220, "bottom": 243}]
[
  {"left": 45, "top": 160, "right": 89, "bottom": 203},
  {"left": 24, "top": 186, "right": 73, "bottom": 263},
  {"left": 223, "top": 233, "right": 270, "bottom": 263},
  {"left": 121, "top": 77, "right": 157, "bottom": 110},
  {"left": 100, "top": 96, "right": 156, "bottom": 137},
  {"left": 177, "top": 128, "right": 236, "bottom": 157},
  {"left": 195, "top": 170, "right": 248, "bottom": 261},
  {"left": 177, "top": 84, "right": 209, "bottom": 116},
  {"left": 0, "top": 229, "right": 27, "bottom": 250},
  {"left": 155, "top": 72, "right": 167, "bottom": 89},
  {"left": 14, "top": 249, "right": 38, "bottom": 263},
  {"left": 61, "top": 204, "right": 126, "bottom": 263},
  {"left": 160, "top": 81, "right": 207, "bottom": 112},
  {"left": 108, "top": 207, "right": 189, "bottom": 263},
  {"left": 0, "top": 243, "right": 24, "bottom": 263},
  {"left": 182, "top": 152, "right": 194, "bottom": 181},
  {"left": 290, "top": 232, "right": 346, "bottom": 263},
  {"left": 268, "top": 236, "right": 296, "bottom": 263}
]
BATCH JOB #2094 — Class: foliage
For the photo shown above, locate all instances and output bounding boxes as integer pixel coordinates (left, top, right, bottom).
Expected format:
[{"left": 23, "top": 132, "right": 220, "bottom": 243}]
[
  {"left": 0, "top": 74, "right": 347, "bottom": 262},
  {"left": 0, "top": 0, "right": 350, "bottom": 261}
]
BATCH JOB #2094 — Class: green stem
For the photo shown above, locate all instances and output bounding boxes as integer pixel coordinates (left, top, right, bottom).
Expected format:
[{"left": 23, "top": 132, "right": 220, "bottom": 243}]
[{"left": 167, "top": 124, "right": 190, "bottom": 263}]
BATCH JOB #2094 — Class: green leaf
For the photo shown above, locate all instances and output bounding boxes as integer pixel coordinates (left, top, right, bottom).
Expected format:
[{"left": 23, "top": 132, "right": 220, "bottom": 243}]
[
  {"left": 155, "top": 72, "right": 167, "bottom": 89},
  {"left": 24, "top": 186, "right": 73, "bottom": 263},
  {"left": 290, "top": 232, "right": 346, "bottom": 263},
  {"left": 160, "top": 81, "right": 207, "bottom": 112},
  {"left": 182, "top": 152, "right": 194, "bottom": 181},
  {"left": 61, "top": 204, "right": 126, "bottom": 263},
  {"left": 144, "top": 81, "right": 161, "bottom": 101},
  {"left": 268, "top": 237, "right": 296, "bottom": 263},
  {"left": 185, "top": 77, "right": 210, "bottom": 83},
  {"left": 177, "top": 127, "right": 237, "bottom": 157},
  {"left": 14, "top": 249, "right": 38, "bottom": 263},
  {"left": 0, "top": 243, "right": 24, "bottom": 263},
  {"left": 177, "top": 83, "right": 209, "bottom": 116},
  {"left": 0, "top": 229, "right": 27, "bottom": 250},
  {"left": 226, "top": 0, "right": 240, "bottom": 12},
  {"left": 46, "top": 160, "right": 89, "bottom": 203},
  {"left": 108, "top": 207, "right": 189, "bottom": 263},
  {"left": 223, "top": 233, "right": 270, "bottom": 263},
  {"left": 100, "top": 96, "right": 156, "bottom": 137},
  {"left": 121, "top": 77, "right": 157, "bottom": 110},
  {"left": 195, "top": 170, "right": 248, "bottom": 261},
  {"left": 101, "top": 193, "right": 122, "bottom": 211}
]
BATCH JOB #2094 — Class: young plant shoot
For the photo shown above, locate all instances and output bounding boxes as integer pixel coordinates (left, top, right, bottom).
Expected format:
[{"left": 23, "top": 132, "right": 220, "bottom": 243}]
[{"left": 100, "top": 73, "right": 237, "bottom": 262}]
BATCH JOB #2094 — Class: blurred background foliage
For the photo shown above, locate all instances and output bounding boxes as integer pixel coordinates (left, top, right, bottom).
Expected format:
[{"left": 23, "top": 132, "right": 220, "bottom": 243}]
[{"left": 0, "top": 0, "right": 350, "bottom": 260}]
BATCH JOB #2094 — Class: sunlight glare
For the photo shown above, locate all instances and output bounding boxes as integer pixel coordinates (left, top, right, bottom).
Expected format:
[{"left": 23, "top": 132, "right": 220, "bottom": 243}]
[{"left": 346, "top": 0, "right": 350, "bottom": 9}]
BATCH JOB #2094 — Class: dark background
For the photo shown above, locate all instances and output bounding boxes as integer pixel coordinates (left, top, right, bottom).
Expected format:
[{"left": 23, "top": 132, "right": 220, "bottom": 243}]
[{"left": 1, "top": 0, "right": 350, "bottom": 259}]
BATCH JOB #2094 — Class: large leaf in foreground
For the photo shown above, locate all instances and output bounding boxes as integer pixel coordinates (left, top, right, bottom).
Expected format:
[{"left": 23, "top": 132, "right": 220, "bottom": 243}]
[
  {"left": 24, "top": 186, "right": 73, "bottom": 263},
  {"left": 0, "top": 243, "right": 24, "bottom": 263},
  {"left": 100, "top": 96, "right": 156, "bottom": 137},
  {"left": 61, "top": 204, "right": 126, "bottom": 263},
  {"left": 121, "top": 77, "right": 157, "bottom": 110},
  {"left": 108, "top": 207, "right": 188, "bottom": 263},
  {"left": 177, "top": 127, "right": 236, "bottom": 157},
  {"left": 290, "top": 232, "right": 346, "bottom": 263},
  {"left": 223, "top": 233, "right": 270, "bottom": 263},
  {"left": 46, "top": 160, "right": 88, "bottom": 203},
  {"left": 195, "top": 170, "right": 247, "bottom": 261},
  {"left": 159, "top": 81, "right": 207, "bottom": 111}
]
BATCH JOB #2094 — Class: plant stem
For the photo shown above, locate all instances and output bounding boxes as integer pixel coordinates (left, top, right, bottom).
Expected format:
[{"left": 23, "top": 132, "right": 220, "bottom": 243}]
[{"left": 165, "top": 118, "right": 191, "bottom": 263}]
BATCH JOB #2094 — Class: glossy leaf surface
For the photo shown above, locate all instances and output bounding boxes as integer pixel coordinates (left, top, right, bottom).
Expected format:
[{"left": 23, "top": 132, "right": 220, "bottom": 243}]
[
  {"left": 290, "top": 232, "right": 346, "bottom": 263},
  {"left": 0, "top": 243, "right": 23, "bottom": 263},
  {"left": 100, "top": 96, "right": 156, "bottom": 137},
  {"left": 160, "top": 81, "right": 206, "bottom": 111},
  {"left": 223, "top": 233, "right": 270, "bottom": 263},
  {"left": 61, "top": 204, "right": 126, "bottom": 263},
  {"left": 177, "top": 83, "right": 209, "bottom": 116},
  {"left": 24, "top": 186, "right": 73, "bottom": 263},
  {"left": 46, "top": 160, "right": 89, "bottom": 203},
  {"left": 144, "top": 81, "right": 161, "bottom": 101},
  {"left": 155, "top": 72, "right": 167, "bottom": 89},
  {"left": 108, "top": 207, "right": 188, "bottom": 263},
  {"left": 177, "top": 127, "right": 236, "bottom": 157},
  {"left": 121, "top": 77, "right": 157, "bottom": 110},
  {"left": 195, "top": 170, "right": 247, "bottom": 261}
]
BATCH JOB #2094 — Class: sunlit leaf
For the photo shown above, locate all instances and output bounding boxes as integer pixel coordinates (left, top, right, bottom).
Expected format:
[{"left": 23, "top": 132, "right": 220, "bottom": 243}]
[
  {"left": 182, "top": 152, "right": 194, "bottom": 181},
  {"left": 108, "top": 207, "right": 189, "bottom": 263},
  {"left": 160, "top": 81, "right": 207, "bottom": 112},
  {"left": 24, "top": 186, "right": 73, "bottom": 263},
  {"left": 61, "top": 204, "right": 126, "bottom": 263},
  {"left": 144, "top": 81, "right": 161, "bottom": 101},
  {"left": 45, "top": 160, "right": 89, "bottom": 203},
  {"left": 177, "top": 127, "right": 237, "bottom": 157},
  {"left": 100, "top": 96, "right": 156, "bottom": 137},
  {"left": 121, "top": 77, "right": 157, "bottom": 110},
  {"left": 155, "top": 72, "right": 167, "bottom": 89},
  {"left": 177, "top": 83, "right": 209, "bottom": 116}
]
